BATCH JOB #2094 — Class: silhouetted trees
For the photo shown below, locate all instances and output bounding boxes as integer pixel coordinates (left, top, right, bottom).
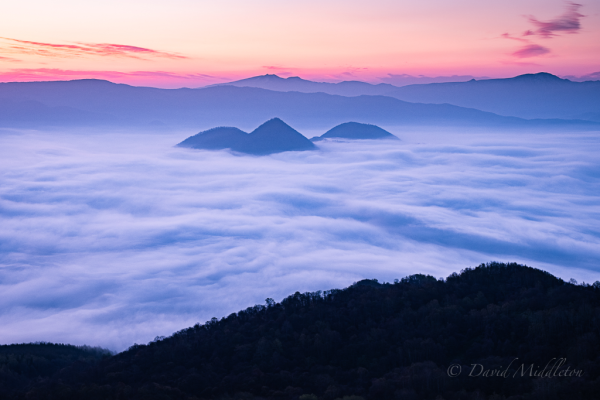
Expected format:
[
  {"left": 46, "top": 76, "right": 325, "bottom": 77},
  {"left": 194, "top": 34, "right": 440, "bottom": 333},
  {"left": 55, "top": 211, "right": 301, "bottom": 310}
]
[{"left": 0, "top": 342, "right": 112, "bottom": 398}]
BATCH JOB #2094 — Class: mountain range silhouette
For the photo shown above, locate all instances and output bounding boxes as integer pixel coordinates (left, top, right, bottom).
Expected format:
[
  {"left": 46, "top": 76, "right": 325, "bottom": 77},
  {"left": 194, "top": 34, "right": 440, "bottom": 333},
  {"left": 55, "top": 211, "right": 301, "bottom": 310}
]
[
  {"left": 0, "top": 72, "right": 598, "bottom": 129},
  {"left": 386, "top": 72, "right": 600, "bottom": 119},
  {"left": 208, "top": 74, "right": 398, "bottom": 96},
  {"left": 212, "top": 72, "right": 600, "bottom": 120}
]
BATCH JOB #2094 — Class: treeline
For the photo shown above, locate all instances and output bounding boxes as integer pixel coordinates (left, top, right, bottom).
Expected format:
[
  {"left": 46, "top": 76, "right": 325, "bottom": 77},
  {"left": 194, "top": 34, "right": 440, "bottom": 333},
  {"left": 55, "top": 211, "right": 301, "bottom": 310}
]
[
  {"left": 0, "top": 343, "right": 112, "bottom": 397},
  {"left": 3, "top": 262, "right": 600, "bottom": 399}
]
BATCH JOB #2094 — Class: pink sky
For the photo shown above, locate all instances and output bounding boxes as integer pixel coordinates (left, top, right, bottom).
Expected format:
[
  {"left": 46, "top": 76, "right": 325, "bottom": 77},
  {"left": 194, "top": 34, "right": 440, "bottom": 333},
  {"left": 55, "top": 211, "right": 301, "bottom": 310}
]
[{"left": 0, "top": 0, "right": 598, "bottom": 88}]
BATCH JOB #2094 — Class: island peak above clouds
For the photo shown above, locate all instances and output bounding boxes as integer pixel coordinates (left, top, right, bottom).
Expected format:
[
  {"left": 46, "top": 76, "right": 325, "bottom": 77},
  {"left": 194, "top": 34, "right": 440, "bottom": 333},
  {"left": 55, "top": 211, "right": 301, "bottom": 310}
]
[
  {"left": 177, "top": 118, "right": 317, "bottom": 155},
  {"left": 311, "top": 122, "right": 399, "bottom": 142},
  {"left": 177, "top": 119, "right": 404, "bottom": 155}
]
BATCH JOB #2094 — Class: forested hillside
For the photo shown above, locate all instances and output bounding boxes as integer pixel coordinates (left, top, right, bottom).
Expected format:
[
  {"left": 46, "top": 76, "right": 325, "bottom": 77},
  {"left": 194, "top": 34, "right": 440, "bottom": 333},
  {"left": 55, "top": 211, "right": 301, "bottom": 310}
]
[
  {"left": 0, "top": 343, "right": 112, "bottom": 397},
  {"left": 3, "top": 262, "right": 600, "bottom": 400}
]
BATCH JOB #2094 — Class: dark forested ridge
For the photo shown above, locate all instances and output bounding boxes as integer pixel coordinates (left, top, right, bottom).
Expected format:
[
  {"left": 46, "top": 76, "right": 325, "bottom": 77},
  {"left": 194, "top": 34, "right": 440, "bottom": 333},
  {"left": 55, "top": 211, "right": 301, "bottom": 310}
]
[
  {"left": 3, "top": 262, "right": 600, "bottom": 400},
  {"left": 0, "top": 343, "right": 112, "bottom": 397}
]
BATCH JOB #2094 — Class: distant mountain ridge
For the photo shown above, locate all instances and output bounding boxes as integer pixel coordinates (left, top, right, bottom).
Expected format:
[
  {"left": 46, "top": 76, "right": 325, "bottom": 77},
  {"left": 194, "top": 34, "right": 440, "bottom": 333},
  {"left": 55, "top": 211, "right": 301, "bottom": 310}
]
[
  {"left": 386, "top": 72, "right": 600, "bottom": 120},
  {"left": 177, "top": 118, "right": 316, "bottom": 155},
  {"left": 0, "top": 97, "right": 119, "bottom": 127},
  {"left": 208, "top": 74, "right": 399, "bottom": 97},
  {"left": 210, "top": 72, "right": 600, "bottom": 121},
  {"left": 0, "top": 77, "right": 598, "bottom": 130}
]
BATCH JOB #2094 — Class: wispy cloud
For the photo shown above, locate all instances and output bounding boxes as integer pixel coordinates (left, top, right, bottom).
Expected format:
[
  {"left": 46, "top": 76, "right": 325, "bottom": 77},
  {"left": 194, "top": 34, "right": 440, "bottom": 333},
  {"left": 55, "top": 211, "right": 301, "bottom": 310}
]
[
  {"left": 0, "top": 128, "right": 599, "bottom": 350},
  {"left": 260, "top": 66, "right": 295, "bottom": 77},
  {"left": 526, "top": 2, "right": 584, "bottom": 38},
  {"left": 501, "top": 2, "right": 585, "bottom": 59},
  {"left": 511, "top": 44, "right": 551, "bottom": 59},
  {"left": 0, "top": 55, "right": 20, "bottom": 62},
  {"left": 561, "top": 71, "right": 600, "bottom": 82},
  {"left": 500, "top": 33, "right": 529, "bottom": 43},
  {"left": 325, "top": 67, "right": 369, "bottom": 81},
  {"left": 499, "top": 60, "right": 543, "bottom": 68},
  {"left": 0, "top": 68, "right": 211, "bottom": 80},
  {"left": 262, "top": 66, "right": 291, "bottom": 71},
  {"left": 0, "top": 37, "right": 187, "bottom": 60}
]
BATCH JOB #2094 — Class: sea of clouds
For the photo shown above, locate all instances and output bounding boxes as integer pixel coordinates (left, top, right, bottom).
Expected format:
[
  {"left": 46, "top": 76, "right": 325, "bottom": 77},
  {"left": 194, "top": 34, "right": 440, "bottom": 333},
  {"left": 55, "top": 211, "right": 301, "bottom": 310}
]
[{"left": 1, "top": 126, "right": 599, "bottom": 351}]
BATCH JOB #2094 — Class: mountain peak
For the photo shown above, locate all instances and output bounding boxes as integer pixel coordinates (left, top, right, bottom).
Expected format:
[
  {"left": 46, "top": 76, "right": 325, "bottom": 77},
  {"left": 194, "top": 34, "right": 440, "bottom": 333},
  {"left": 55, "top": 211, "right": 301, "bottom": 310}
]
[
  {"left": 245, "top": 118, "right": 316, "bottom": 154},
  {"left": 512, "top": 72, "right": 565, "bottom": 82},
  {"left": 176, "top": 126, "right": 248, "bottom": 150},
  {"left": 312, "top": 122, "right": 399, "bottom": 142},
  {"left": 251, "top": 74, "right": 284, "bottom": 80},
  {"left": 257, "top": 117, "right": 287, "bottom": 127}
]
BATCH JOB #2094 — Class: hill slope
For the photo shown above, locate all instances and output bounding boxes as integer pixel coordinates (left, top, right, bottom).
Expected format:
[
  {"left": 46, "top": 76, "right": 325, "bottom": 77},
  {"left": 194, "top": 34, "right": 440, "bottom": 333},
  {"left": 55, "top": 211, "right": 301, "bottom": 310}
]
[{"left": 9, "top": 262, "right": 600, "bottom": 400}]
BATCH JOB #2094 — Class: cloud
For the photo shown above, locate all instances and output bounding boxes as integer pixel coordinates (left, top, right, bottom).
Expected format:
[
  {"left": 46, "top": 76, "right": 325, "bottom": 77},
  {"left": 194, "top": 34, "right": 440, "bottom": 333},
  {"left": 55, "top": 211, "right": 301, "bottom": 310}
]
[
  {"left": 0, "top": 37, "right": 187, "bottom": 60},
  {"left": 0, "top": 68, "right": 212, "bottom": 80},
  {"left": 0, "top": 127, "right": 599, "bottom": 351},
  {"left": 502, "top": 2, "right": 584, "bottom": 59},
  {"left": 511, "top": 44, "right": 551, "bottom": 59},
  {"left": 262, "top": 66, "right": 291, "bottom": 70},
  {"left": 260, "top": 66, "right": 296, "bottom": 77},
  {"left": 561, "top": 71, "right": 600, "bottom": 82},
  {"left": 499, "top": 60, "right": 543, "bottom": 67},
  {"left": 0, "top": 55, "right": 20, "bottom": 62},
  {"left": 500, "top": 33, "right": 528, "bottom": 43},
  {"left": 80, "top": 43, "right": 186, "bottom": 59},
  {"left": 527, "top": 2, "right": 584, "bottom": 38}
]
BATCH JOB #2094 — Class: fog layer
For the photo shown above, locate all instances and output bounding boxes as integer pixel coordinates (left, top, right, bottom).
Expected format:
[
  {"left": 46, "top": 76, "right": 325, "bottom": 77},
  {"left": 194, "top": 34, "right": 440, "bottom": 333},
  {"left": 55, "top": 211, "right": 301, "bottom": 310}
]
[{"left": 1, "top": 127, "right": 599, "bottom": 350}]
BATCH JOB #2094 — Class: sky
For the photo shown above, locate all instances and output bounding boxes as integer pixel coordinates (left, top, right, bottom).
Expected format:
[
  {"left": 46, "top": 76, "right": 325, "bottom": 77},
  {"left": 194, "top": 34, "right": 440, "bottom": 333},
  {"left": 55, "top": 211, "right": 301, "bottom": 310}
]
[
  {"left": 1, "top": 127, "right": 599, "bottom": 350},
  {"left": 0, "top": 0, "right": 599, "bottom": 87}
]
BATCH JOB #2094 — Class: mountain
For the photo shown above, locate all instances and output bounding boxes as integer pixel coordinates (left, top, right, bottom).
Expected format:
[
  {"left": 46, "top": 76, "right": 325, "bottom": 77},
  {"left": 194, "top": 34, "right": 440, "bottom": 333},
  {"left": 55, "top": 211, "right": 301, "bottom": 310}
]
[
  {"left": 4, "top": 263, "right": 600, "bottom": 400},
  {"left": 386, "top": 72, "right": 600, "bottom": 119},
  {"left": 177, "top": 126, "right": 249, "bottom": 150},
  {"left": 177, "top": 118, "right": 317, "bottom": 155},
  {"left": 239, "top": 118, "right": 317, "bottom": 155},
  {"left": 311, "top": 122, "right": 399, "bottom": 142},
  {"left": 209, "top": 74, "right": 399, "bottom": 97},
  {"left": 0, "top": 79, "right": 598, "bottom": 131},
  {"left": 0, "top": 97, "right": 118, "bottom": 128}
]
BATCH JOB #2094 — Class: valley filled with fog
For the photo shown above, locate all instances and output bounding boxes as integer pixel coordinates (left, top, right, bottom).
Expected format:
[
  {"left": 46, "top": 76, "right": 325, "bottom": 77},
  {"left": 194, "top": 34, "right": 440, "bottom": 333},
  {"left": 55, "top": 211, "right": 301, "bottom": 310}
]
[{"left": 1, "top": 127, "right": 599, "bottom": 350}]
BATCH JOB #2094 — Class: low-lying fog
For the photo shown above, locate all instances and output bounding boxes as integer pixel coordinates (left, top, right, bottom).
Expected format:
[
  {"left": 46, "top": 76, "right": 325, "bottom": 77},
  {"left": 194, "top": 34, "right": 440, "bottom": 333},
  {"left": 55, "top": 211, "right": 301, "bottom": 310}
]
[{"left": 1, "top": 126, "right": 599, "bottom": 350}]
